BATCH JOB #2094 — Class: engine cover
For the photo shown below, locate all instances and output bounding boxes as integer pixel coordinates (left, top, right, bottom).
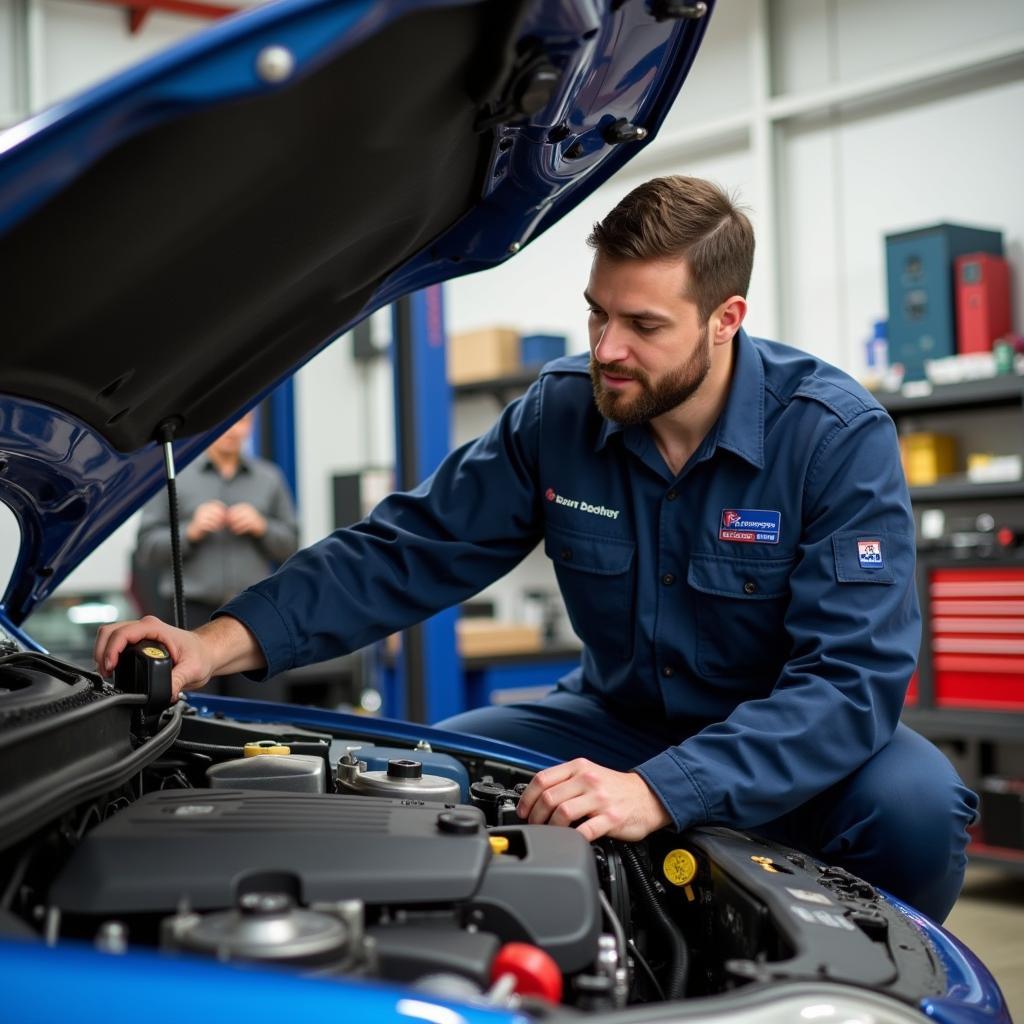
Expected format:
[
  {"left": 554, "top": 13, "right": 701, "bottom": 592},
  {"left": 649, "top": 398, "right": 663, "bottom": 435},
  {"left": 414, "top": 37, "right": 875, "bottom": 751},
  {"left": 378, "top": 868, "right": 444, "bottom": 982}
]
[
  {"left": 49, "top": 788, "right": 603, "bottom": 972},
  {"left": 50, "top": 789, "right": 489, "bottom": 912}
]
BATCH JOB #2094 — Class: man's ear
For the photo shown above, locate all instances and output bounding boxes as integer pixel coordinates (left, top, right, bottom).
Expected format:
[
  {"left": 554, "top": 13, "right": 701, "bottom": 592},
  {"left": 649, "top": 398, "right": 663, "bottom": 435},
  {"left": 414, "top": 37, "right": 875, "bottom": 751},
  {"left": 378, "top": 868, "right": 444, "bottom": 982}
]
[{"left": 710, "top": 295, "right": 747, "bottom": 346}]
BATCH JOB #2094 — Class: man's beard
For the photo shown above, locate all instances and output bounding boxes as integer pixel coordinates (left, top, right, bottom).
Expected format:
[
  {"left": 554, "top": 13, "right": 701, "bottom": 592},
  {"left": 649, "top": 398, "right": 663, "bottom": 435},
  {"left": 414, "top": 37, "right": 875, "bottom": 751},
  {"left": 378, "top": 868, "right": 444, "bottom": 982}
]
[{"left": 590, "top": 324, "right": 712, "bottom": 425}]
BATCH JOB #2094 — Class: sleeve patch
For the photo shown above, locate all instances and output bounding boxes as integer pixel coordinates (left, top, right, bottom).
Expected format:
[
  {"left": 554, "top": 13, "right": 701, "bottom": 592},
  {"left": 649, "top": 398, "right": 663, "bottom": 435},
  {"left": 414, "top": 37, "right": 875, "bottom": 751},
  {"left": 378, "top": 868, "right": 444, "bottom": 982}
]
[{"left": 832, "top": 530, "right": 897, "bottom": 584}]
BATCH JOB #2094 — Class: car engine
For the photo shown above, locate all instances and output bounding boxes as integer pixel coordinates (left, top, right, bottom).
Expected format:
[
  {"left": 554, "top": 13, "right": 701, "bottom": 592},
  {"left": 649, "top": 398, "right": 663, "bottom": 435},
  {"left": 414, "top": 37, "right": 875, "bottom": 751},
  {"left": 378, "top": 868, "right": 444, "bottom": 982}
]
[{"left": 0, "top": 642, "right": 947, "bottom": 1011}]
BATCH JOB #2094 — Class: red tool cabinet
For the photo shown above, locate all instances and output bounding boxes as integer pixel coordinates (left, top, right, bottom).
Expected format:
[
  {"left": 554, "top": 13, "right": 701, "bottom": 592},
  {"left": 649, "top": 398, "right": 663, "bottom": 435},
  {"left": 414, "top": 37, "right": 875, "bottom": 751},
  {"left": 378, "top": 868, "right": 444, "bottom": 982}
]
[{"left": 931, "top": 567, "right": 1024, "bottom": 710}]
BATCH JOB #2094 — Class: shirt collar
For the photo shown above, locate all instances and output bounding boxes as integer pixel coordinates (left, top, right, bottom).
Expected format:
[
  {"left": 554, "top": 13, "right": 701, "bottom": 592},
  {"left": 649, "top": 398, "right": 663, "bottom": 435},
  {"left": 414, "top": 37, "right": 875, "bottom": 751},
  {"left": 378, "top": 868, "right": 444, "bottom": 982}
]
[
  {"left": 201, "top": 453, "right": 253, "bottom": 474},
  {"left": 714, "top": 327, "right": 765, "bottom": 469},
  {"left": 594, "top": 327, "right": 765, "bottom": 469}
]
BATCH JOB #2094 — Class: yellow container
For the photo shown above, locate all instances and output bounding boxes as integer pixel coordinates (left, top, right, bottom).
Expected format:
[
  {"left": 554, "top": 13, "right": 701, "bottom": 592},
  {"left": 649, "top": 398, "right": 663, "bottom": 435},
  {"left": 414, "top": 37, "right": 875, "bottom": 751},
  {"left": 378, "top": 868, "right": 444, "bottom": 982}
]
[{"left": 899, "top": 432, "right": 957, "bottom": 486}]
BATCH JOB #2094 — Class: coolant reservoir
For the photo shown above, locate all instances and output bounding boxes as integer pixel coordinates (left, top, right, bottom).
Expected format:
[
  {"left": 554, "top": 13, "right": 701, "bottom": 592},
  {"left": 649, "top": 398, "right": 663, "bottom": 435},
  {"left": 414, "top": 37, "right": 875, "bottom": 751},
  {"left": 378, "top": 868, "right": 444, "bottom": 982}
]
[{"left": 206, "top": 752, "right": 327, "bottom": 793}]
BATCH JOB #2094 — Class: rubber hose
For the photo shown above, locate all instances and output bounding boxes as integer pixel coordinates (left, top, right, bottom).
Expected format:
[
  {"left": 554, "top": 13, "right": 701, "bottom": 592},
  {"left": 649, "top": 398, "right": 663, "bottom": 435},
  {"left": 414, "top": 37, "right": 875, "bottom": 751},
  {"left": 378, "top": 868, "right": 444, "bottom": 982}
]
[{"left": 619, "top": 843, "right": 689, "bottom": 999}]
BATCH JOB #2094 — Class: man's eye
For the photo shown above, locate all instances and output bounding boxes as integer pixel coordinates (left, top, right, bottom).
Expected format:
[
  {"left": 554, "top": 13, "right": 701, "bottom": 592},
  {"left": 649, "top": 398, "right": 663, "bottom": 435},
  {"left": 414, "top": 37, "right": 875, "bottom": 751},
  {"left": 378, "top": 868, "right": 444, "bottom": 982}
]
[
  {"left": 588, "top": 307, "right": 606, "bottom": 318},
  {"left": 634, "top": 323, "right": 659, "bottom": 334}
]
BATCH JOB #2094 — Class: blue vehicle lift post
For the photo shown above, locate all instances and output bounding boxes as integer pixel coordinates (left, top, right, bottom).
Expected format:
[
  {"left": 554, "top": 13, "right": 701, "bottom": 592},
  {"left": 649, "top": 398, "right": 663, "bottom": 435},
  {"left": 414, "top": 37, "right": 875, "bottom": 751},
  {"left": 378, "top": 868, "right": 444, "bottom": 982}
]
[{"left": 388, "top": 287, "right": 461, "bottom": 723}]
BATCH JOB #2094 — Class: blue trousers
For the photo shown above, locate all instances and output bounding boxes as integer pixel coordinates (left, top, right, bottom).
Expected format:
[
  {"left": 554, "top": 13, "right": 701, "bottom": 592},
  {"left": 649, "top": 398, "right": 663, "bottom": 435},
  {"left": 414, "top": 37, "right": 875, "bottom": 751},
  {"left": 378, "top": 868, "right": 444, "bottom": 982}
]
[{"left": 437, "top": 689, "right": 978, "bottom": 923}]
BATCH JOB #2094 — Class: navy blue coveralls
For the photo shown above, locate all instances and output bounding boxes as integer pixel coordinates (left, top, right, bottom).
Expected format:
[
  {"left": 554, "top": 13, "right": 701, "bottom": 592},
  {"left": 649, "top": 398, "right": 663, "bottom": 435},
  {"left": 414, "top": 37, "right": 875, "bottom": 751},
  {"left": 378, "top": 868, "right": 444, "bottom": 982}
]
[{"left": 222, "top": 330, "right": 978, "bottom": 922}]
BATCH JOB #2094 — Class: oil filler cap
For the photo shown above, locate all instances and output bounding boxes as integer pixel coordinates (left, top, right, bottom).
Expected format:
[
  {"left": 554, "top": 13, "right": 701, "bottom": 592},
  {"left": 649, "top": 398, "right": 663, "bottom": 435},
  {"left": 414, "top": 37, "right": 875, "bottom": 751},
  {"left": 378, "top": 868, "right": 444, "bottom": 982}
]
[
  {"left": 387, "top": 758, "right": 422, "bottom": 780},
  {"left": 437, "top": 811, "right": 480, "bottom": 835}
]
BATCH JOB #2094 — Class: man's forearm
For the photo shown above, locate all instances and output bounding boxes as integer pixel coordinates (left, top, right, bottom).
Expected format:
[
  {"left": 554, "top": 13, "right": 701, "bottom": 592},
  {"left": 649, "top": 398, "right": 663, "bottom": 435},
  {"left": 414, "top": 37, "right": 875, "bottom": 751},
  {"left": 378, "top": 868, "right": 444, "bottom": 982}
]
[{"left": 195, "top": 615, "right": 266, "bottom": 676}]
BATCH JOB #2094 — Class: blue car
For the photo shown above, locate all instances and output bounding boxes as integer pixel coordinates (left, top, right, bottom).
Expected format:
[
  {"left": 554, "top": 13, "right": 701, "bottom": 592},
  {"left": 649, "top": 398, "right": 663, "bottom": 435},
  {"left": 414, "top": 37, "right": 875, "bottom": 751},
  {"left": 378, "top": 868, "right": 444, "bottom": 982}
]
[{"left": 0, "top": 1, "right": 1011, "bottom": 1021}]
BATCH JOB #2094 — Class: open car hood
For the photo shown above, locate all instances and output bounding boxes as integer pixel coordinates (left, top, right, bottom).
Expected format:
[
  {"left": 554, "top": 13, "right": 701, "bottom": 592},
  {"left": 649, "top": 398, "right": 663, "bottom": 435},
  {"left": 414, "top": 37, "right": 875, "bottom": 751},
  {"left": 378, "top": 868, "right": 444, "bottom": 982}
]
[{"left": 0, "top": 0, "right": 712, "bottom": 624}]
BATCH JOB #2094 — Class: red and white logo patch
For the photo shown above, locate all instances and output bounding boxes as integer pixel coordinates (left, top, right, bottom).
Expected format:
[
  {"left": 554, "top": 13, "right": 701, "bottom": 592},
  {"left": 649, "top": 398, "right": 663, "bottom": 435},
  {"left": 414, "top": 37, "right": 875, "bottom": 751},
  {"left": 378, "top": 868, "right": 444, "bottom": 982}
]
[{"left": 857, "top": 539, "right": 883, "bottom": 568}]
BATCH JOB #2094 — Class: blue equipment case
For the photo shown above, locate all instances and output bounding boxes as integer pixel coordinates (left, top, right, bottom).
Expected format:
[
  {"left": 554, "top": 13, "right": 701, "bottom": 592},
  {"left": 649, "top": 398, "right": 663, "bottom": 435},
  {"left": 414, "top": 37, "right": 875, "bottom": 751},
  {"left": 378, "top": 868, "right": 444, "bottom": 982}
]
[{"left": 885, "top": 223, "right": 1003, "bottom": 381}]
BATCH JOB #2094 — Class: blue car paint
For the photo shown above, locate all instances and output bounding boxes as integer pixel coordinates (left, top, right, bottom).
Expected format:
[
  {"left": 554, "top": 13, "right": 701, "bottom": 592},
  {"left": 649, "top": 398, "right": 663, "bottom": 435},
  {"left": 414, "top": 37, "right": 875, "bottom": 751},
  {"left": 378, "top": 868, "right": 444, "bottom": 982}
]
[
  {"left": 0, "top": 0, "right": 711, "bottom": 622},
  {"left": 889, "top": 900, "right": 1012, "bottom": 1023},
  {"left": 0, "top": 932, "right": 531, "bottom": 1024}
]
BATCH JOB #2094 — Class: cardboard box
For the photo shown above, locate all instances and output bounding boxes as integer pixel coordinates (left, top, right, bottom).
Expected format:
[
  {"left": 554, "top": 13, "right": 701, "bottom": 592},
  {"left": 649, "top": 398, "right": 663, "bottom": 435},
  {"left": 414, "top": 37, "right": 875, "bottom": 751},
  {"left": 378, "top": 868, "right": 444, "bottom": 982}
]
[
  {"left": 457, "top": 619, "right": 543, "bottom": 658},
  {"left": 899, "top": 432, "right": 957, "bottom": 486},
  {"left": 385, "top": 620, "right": 544, "bottom": 659},
  {"left": 447, "top": 327, "right": 520, "bottom": 385}
]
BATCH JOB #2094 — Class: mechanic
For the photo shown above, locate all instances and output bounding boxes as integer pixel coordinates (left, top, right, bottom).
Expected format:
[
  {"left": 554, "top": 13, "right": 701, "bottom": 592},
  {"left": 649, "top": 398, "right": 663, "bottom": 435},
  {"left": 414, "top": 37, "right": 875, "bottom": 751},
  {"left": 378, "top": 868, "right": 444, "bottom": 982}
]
[
  {"left": 97, "top": 175, "right": 977, "bottom": 923},
  {"left": 132, "top": 410, "right": 299, "bottom": 695}
]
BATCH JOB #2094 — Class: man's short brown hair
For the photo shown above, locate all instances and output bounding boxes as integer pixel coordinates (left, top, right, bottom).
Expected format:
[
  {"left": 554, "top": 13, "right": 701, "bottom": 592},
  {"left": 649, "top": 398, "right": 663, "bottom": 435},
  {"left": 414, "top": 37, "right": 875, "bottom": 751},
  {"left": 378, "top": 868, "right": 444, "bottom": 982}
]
[{"left": 587, "top": 176, "right": 754, "bottom": 322}]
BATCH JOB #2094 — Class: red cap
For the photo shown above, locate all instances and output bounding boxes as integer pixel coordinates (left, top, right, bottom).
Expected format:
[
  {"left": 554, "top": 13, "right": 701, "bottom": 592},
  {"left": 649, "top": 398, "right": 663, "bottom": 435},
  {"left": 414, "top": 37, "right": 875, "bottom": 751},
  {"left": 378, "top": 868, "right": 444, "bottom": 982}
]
[
  {"left": 491, "top": 942, "right": 563, "bottom": 1003},
  {"left": 997, "top": 527, "right": 1016, "bottom": 548}
]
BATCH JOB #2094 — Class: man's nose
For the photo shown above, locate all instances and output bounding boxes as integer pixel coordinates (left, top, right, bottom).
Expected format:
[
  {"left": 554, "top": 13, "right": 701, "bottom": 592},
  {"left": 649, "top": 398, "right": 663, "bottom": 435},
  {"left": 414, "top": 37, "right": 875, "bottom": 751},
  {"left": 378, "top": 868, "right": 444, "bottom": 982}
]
[{"left": 594, "top": 321, "right": 631, "bottom": 365}]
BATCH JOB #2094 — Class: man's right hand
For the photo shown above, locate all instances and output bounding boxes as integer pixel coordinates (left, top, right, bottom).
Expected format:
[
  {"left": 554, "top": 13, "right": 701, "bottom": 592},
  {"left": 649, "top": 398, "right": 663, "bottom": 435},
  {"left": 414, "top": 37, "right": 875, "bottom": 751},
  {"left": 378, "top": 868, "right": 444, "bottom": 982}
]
[
  {"left": 186, "top": 500, "right": 228, "bottom": 543},
  {"left": 94, "top": 614, "right": 266, "bottom": 701},
  {"left": 94, "top": 616, "right": 215, "bottom": 699}
]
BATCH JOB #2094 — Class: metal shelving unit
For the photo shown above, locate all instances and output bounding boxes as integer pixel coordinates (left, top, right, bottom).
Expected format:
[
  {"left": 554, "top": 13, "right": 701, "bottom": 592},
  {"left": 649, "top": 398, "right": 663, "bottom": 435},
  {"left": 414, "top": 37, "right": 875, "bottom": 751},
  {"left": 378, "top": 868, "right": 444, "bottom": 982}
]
[
  {"left": 888, "top": 377, "right": 1024, "bottom": 868},
  {"left": 874, "top": 375, "right": 1024, "bottom": 416},
  {"left": 451, "top": 370, "right": 540, "bottom": 405},
  {"left": 909, "top": 480, "right": 1024, "bottom": 502}
]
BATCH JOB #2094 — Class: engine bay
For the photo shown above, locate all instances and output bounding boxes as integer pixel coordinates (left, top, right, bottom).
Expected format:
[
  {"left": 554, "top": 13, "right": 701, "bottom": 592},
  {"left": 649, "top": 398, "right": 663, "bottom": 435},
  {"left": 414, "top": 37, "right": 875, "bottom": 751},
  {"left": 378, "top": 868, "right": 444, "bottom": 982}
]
[{"left": 0, "top": 645, "right": 947, "bottom": 1012}]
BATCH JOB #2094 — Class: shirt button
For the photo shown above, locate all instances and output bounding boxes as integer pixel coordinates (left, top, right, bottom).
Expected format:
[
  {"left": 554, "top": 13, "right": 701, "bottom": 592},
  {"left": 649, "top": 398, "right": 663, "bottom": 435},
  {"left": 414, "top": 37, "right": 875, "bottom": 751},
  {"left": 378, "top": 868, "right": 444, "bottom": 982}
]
[
  {"left": 666, "top": 489, "right": 678, "bottom": 501},
  {"left": 661, "top": 573, "right": 675, "bottom": 586},
  {"left": 661, "top": 666, "right": 674, "bottom": 678},
  {"left": 743, "top": 581, "right": 756, "bottom": 594},
  {"left": 561, "top": 548, "right": 572, "bottom": 561}
]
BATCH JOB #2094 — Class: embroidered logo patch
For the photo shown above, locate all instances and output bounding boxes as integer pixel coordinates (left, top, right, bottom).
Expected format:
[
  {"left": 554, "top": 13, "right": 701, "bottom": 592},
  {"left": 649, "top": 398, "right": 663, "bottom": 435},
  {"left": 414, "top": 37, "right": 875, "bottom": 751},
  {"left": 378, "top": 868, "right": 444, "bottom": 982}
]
[
  {"left": 546, "top": 488, "right": 621, "bottom": 520},
  {"left": 719, "top": 509, "right": 781, "bottom": 544},
  {"left": 857, "top": 539, "right": 883, "bottom": 568}
]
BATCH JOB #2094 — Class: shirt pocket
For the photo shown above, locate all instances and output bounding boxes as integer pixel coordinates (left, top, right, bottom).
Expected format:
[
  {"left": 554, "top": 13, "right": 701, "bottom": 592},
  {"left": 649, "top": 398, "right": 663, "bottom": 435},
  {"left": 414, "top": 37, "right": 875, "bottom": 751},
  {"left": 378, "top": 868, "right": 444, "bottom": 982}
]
[
  {"left": 688, "top": 553, "right": 793, "bottom": 680},
  {"left": 544, "top": 523, "right": 636, "bottom": 658}
]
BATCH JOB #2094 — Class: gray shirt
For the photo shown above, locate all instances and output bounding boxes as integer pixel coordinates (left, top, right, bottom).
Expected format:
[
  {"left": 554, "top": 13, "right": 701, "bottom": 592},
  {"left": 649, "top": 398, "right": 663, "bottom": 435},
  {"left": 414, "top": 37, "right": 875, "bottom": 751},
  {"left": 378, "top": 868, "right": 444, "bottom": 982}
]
[{"left": 135, "top": 455, "right": 299, "bottom": 606}]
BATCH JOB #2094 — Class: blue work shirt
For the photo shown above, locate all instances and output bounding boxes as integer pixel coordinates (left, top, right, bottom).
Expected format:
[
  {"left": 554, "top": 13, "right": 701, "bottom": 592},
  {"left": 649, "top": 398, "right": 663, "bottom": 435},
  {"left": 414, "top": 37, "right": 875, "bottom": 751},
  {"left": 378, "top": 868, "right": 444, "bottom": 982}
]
[{"left": 222, "top": 329, "right": 920, "bottom": 833}]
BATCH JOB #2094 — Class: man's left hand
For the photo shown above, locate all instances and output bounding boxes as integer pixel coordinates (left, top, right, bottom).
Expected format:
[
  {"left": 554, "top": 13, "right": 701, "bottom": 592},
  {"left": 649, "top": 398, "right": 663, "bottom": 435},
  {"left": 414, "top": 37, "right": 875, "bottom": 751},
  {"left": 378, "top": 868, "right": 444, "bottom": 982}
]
[{"left": 516, "top": 759, "right": 671, "bottom": 842}]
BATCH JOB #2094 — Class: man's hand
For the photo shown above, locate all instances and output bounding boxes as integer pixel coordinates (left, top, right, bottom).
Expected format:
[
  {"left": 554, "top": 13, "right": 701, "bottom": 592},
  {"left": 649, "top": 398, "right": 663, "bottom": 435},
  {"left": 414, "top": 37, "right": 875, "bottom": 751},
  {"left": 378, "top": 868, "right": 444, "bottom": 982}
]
[
  {"left": 227, "top": 502, "right": 267, "bottom": 537},
  {"left": 516, "top": 759, "right": 671, "bottom": 842},
  {"left": 186, "top": 500, "right": 227, "bottom": 543},
  {"left": 94, "top": 614, "right": 265, "bottom": 701}
]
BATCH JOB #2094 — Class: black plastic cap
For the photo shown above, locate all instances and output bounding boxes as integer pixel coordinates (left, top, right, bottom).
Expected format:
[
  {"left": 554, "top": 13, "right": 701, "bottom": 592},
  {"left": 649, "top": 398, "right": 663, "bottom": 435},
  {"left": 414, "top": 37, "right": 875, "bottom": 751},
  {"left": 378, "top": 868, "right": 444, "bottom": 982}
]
[
  {"left": 437, "top": 811, "right": 480, "bottom": 835},
  {"left": 387, "top": 758, "right": 423, "bottom": 779}
]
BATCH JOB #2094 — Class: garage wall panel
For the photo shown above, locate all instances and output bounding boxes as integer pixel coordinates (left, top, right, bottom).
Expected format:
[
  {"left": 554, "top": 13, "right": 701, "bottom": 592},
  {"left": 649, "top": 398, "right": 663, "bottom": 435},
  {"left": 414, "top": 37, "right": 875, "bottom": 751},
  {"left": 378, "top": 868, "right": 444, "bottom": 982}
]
[
  {"left": 776, "top": 120, "right": 845, "bottom": 367},
  {"left": 0, "top": 0, "right": 23, "bottom": 123},
  {"left": 294, "top": 326, "right": 394, "bottom": 548},
  {"left": 657, "top": 0, "right": 754, "bottom": 139},
  {"left": 770, "top": 0, "right": 1024, "bottom": 98},
  {"left": 779, "top": 75, "right": 1024, "bottom": 375},
  {"left": 39, "top": 0, "right": 197, "bottom": 108}
]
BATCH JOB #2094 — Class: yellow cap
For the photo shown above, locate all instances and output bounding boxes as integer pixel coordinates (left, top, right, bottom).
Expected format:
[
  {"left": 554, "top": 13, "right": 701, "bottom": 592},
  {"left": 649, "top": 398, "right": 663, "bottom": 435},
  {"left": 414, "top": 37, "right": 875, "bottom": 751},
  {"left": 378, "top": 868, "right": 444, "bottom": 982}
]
[
  {"left": 662, "top": 849, "right": 697, "bottom": 887},
  {"left": 141, "top": 645, "right": 168, "bottom": 659},
  {"left": 243, "top": 741, "right": 291, "bottom": 757},
  {"left": 489, "top": 836, "right": 510, "bottom": 855}
]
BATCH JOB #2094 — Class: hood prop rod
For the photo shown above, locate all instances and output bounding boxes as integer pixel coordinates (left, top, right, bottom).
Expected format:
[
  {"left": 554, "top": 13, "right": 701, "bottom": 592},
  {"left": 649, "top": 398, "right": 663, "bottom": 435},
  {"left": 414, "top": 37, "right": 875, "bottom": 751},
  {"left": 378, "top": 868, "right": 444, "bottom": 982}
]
[{"left": 157, "top": 420, "right": 187, "bottom": 631}]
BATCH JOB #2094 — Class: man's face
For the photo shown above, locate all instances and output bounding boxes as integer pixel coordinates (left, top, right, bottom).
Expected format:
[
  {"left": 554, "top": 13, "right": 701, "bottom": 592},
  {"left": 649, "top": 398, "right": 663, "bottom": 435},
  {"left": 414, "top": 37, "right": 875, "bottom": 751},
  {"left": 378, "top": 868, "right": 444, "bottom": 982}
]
[
  {"left": 208, "top": 412, "right": 254, "bottom": 460},
  {"left": 586, "top": 254, "right": 712, "bottom": 425}
]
